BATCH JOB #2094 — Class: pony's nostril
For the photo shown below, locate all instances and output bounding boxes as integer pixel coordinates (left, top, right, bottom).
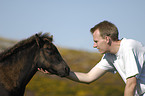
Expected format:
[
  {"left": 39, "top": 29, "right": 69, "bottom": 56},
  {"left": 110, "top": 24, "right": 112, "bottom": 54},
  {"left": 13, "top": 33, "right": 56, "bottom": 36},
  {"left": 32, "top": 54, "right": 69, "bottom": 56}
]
[{"left": 65, "top": 67, "right": 70, "bottom": 73}]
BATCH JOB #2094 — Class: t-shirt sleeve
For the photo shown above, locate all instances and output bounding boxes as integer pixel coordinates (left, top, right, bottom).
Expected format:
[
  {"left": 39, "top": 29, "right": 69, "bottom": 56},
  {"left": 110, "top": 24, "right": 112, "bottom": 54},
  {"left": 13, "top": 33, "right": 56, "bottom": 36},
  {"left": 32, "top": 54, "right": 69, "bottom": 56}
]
[
  {"left": 96, "top": 54, "right": 116, "bottom": 73},
  {"left": 124, "top": 49, "right": 139, "bottom": 79}
]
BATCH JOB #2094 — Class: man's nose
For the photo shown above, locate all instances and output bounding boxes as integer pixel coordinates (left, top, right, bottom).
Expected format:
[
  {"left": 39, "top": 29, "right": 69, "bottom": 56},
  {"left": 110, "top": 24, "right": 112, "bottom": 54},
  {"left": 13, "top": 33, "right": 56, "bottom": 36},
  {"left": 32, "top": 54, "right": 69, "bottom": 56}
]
[{"left": 93, "top": 42, "right": 97, "bottom": 48}]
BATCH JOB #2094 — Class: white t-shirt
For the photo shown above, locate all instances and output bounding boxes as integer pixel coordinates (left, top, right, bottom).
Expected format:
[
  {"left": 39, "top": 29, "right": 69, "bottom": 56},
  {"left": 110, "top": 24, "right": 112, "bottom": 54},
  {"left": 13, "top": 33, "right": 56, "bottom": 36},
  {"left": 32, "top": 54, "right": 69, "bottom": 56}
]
[{"left": 95, "top": 38, "right": 145, "bottom": 95}]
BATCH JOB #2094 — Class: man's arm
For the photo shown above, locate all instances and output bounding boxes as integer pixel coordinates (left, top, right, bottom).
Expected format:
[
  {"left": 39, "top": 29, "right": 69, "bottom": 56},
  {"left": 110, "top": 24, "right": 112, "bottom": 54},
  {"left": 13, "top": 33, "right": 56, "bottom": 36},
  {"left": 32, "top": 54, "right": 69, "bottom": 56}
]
[
  {"left": 38, "top": 66, "right": 107, "bottom": 84},
  {"left": 124, "top": 76, "right": 137, "bottom": 96},
  {"left": 67, "top": 67, "right": 107, "bottom": 84}
]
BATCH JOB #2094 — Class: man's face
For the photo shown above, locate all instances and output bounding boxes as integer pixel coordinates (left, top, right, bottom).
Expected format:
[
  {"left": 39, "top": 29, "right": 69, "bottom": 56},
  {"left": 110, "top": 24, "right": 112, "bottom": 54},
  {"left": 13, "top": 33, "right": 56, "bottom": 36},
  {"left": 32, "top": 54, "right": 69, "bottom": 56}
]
[{"left": 93, "top": 29, "right": 109, "bottom": 54}]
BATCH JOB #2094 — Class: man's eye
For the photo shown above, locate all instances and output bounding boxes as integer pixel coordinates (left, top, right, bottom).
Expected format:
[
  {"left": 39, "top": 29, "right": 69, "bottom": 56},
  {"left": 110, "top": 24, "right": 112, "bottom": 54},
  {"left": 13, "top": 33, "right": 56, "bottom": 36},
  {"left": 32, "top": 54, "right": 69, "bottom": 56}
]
[{"left": 95, "top": 41, "right": 98, "bottom": 43}]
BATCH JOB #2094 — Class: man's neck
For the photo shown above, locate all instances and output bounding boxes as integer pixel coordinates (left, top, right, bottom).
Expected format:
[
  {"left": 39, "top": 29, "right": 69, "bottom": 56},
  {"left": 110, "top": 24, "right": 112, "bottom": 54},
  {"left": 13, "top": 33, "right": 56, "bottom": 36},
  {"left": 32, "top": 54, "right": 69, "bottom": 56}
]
[{"left": 109, "top": 40, "right": 121, "bottom": 54}]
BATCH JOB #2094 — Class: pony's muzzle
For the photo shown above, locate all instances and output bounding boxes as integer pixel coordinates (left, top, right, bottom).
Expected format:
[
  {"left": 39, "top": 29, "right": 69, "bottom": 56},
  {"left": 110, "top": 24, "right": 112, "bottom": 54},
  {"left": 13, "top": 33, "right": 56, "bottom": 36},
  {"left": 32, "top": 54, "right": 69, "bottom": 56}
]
[
  {"left": 65, "top": 67, "right": 70, "bottom": 75},
  {"left": 58, "top": 66, "right": 70, "bottom": 77}
]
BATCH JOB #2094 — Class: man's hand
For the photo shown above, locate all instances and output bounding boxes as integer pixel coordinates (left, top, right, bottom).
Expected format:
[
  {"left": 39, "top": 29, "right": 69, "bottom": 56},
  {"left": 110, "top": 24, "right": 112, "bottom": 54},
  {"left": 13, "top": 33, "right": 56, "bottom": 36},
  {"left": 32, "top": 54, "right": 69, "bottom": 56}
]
[{"left": 38, "top": 68, "right": 52, "bottom": 75}]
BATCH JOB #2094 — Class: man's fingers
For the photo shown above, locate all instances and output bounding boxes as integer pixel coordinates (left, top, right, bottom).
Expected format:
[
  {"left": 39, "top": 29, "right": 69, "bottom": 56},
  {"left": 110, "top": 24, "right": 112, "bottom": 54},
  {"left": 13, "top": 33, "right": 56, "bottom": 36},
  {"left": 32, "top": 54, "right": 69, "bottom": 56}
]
[{"left": 38, "top": 68, "right": 51, "bottom": 75}]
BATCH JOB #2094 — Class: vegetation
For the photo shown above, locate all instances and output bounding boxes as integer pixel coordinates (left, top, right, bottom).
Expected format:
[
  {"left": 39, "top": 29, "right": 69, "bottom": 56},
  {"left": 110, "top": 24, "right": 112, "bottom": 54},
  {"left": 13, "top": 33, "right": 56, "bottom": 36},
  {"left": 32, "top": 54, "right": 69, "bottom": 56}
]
[
  {"left": 0, "top": 37, "right": 17, "bottom": 51},
  {"left": 25, "top": 48, "right": 125, "bottom": 96},
  {"left": 0, "top": 37, "right": 125, "bottom": 96}
]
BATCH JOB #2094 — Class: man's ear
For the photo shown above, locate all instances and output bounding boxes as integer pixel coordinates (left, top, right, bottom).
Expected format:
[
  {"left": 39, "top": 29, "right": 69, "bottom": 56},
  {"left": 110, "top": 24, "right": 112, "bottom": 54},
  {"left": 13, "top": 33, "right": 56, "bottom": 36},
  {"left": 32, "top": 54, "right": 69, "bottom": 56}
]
[{"left": 105, "top": 36, "right": 112, "bottom": 46}]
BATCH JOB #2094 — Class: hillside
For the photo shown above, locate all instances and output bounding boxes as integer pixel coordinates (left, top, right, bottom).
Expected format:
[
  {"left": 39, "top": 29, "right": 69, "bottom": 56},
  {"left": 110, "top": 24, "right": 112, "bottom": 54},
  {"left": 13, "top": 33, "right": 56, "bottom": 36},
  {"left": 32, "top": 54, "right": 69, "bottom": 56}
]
[
  {"left": 0, "top": 37, "right": 17, "bottom": 51},
  {"left": 0, "top": 37, "right": 125, "bottom": 96}
]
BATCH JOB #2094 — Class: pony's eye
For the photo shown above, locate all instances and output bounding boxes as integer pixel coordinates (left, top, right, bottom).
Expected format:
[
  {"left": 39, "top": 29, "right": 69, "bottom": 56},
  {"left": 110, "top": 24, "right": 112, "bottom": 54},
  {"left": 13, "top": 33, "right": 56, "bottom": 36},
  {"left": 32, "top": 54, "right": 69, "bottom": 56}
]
[
  {"left": 46, "top": 49, "right": 53, "bottom": 55},
  {"left": 47, "top": 51, "right": 52, "bottom": 55},
  {"left": 44, "top": 47, "right": 51, "bottom": 50}
]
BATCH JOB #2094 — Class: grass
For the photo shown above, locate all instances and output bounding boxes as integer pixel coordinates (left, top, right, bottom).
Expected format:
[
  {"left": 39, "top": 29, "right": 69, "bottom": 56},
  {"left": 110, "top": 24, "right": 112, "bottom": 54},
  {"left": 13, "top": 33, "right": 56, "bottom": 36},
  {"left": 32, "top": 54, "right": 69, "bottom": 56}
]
[
  {"left": 25, "top": 48, "right": 125, "bottom": 96},
  {"left": 0, "top": 37, "right": 125, "bottom": 96}
]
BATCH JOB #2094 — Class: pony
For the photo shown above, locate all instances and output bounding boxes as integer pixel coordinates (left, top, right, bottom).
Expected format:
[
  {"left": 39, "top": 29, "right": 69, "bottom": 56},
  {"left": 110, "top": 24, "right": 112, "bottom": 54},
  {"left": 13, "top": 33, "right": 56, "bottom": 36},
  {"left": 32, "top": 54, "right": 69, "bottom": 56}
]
[{"left": 0, "top": 33, "right": 70, "bottom": 96}]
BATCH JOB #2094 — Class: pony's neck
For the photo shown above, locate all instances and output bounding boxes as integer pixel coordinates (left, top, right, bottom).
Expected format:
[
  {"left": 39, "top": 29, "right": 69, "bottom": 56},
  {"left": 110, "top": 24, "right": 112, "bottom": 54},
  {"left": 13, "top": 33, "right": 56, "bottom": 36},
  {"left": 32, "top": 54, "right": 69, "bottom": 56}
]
[
  {"left": 0, "top": 43, "right": 38, "bottom": 94},
  {"left": 17, "top": 44, "right": 38, "bottom": 87}
]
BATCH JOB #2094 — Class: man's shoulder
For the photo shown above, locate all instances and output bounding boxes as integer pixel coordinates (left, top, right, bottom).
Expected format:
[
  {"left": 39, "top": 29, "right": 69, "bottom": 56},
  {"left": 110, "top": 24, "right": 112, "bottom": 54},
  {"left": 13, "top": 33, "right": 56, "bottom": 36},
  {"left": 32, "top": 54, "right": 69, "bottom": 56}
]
[{"left": 121, "top": 38, "right": 143, "bottom": 49}]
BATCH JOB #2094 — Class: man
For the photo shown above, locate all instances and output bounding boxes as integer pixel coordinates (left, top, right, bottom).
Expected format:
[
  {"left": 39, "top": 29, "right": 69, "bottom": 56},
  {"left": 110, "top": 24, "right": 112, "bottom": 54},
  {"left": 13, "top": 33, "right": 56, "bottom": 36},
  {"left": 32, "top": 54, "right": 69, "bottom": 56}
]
[{"left": 40, "top": 21, "right": 145, "bottom": 96}]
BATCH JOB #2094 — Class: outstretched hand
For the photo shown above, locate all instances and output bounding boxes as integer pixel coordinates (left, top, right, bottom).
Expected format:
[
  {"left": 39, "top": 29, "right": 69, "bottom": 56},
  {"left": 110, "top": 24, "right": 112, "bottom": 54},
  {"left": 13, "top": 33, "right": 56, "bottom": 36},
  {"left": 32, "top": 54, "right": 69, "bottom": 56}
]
[{"left": 38, "top": 68, "right": 52, "bottom": 75}]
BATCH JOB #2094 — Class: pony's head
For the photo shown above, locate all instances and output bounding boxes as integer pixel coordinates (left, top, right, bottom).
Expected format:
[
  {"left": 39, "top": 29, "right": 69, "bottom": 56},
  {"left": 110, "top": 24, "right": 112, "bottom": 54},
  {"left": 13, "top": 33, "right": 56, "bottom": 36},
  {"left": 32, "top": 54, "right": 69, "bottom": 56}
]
[{"left": 35, "top": 33, "right": 70, "bottom": 77}]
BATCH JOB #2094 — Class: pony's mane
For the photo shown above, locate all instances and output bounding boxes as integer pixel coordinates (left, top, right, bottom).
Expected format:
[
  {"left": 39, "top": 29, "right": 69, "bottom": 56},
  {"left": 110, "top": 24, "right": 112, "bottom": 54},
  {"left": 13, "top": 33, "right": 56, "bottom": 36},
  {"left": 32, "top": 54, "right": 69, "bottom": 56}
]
[{"left": 0, "top": 32, "right": 53, "bottom": 61}]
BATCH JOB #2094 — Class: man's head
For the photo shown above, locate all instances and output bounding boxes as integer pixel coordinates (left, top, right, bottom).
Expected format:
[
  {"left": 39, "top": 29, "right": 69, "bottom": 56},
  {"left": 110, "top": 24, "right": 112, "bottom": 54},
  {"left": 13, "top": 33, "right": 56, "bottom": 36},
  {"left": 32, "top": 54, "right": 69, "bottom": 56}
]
[
  {"left": 90, "top": 21, "right": 119, "bottom": 54},
  {"left": 90, "top": 20, "right": 119, "bottom": 41}
]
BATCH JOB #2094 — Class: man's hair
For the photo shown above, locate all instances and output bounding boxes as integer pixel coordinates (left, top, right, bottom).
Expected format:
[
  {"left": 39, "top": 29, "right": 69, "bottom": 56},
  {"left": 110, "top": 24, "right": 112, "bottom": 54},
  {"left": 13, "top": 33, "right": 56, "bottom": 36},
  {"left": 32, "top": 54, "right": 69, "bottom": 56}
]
[{"left": 90, "top": 20, "right": 119, "bottom": 41}]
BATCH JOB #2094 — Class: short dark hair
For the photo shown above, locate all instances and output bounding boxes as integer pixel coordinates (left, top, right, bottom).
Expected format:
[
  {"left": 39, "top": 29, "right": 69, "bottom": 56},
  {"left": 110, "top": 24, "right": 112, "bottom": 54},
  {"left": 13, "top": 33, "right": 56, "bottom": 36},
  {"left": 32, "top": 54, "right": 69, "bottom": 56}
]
[{"left": 90, "top": 20, "right": 119, "bottom": 41}]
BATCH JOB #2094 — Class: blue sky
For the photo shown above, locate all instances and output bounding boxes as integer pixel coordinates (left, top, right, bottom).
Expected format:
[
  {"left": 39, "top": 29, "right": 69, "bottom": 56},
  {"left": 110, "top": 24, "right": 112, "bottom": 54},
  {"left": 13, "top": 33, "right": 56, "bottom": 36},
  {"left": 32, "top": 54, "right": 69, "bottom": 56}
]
[{"left": 0, "top": 0, "right": 145, "bottom": 52}]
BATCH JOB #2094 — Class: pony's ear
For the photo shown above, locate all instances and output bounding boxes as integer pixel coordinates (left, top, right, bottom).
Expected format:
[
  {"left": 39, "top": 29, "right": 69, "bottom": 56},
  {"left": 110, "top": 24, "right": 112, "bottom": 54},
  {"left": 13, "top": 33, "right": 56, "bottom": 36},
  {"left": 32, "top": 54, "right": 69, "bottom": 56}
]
[{"left": 35, "top": 34, "right": 43, "bottom": 48}]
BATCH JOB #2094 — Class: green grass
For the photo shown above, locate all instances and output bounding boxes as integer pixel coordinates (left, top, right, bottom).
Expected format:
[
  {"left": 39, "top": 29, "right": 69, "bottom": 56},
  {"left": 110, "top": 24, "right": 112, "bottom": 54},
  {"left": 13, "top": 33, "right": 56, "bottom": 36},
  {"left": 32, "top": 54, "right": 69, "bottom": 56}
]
[
  {"left": 25, "top": 48, "right": 125, "bottom": 96},
  {"left": 0, "top": 37, "right": 125, "bottom": 96}
]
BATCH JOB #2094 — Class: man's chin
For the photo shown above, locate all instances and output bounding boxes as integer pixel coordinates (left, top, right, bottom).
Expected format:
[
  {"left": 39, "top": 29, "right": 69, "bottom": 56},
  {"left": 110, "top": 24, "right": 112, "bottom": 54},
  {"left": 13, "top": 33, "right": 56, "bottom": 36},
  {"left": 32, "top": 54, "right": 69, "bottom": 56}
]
[{"left": 99, "top": 50, "right": 106, "bottom": 54}]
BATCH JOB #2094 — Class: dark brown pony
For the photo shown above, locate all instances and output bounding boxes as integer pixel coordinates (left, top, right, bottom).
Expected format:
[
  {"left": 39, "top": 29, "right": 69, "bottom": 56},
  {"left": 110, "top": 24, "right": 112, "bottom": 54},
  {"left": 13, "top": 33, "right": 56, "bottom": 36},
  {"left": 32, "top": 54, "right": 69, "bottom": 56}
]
[{"left": 0, "top": 33, "right": 70, "bottom": 96}]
